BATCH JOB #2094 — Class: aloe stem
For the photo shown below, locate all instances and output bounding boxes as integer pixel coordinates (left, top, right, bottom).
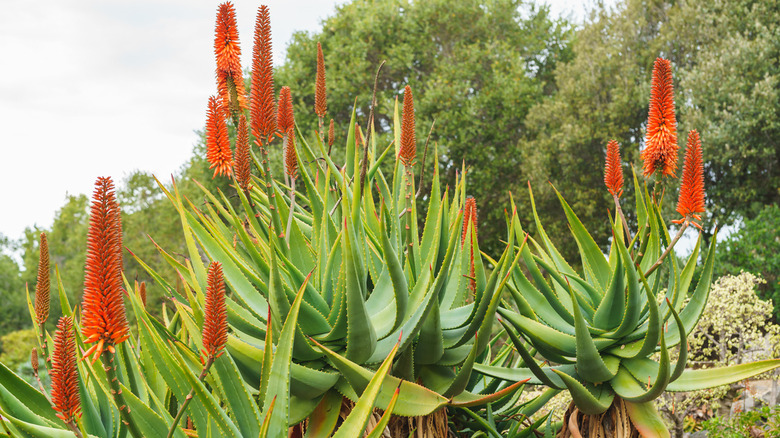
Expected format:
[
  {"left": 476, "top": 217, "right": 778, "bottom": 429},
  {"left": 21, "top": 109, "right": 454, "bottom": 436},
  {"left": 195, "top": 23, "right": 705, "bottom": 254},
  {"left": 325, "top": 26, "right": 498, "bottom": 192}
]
[
  {"left": 102, "top": 350, "right": 143, "bottom": 438},
  {"left": 613, "top": 194, "right": 633, "bottom": 245},
  {"left": 285, "top": 180, "right": 296, "bottom": 246},
  {"left": 644, "top": 222, "right": 688, "bottom": 277},
  {"left": 65, "top": 420, "right": 83, "bottom": 438},
  {"left": 166, "top": 356, "right": 215, "bottom": 438}
]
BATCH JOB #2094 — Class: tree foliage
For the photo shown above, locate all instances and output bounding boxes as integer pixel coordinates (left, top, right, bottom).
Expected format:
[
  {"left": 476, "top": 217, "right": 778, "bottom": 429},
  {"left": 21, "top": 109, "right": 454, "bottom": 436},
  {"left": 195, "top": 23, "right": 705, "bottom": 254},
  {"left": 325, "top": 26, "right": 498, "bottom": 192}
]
[
  {"left": 276, "top": 0, "right": 572, "bottom": 256},
  {"left": 521, "top": 0, "right": 779, "bottom": 258}
]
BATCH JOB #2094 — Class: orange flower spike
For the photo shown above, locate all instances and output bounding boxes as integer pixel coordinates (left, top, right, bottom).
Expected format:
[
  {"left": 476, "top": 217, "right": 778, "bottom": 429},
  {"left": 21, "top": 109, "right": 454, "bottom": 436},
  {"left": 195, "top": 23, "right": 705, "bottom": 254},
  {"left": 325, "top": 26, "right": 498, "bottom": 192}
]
[
  {"left": 31, "top": 348, "right": 39, "bottom": 374},
  {"left": 673, "top": 130, "right": 706, "bottom": 228},
  {"left": 202, "top": 262, "right": 228, "bottom": 361},
  {"left": 277, "top": 86, "right": 294, "bottom": 135},
  {"left": 35, "top": 232, "right": 50, "bottom": 326},
  {"left": 206, "top": 96, "right": 234, "bottom": 178},
  {"left": 51, "top": 316, "right": 81, "bottom": 423},
  {"left": 642, "top": 58, "right": 679, "bottom": 177},
  {"left": 399, "top": 85, "right": 416, "bottom": 167},
  {"left": 250, "top": 5, "right": 276, "bottom": 144},
  {"left": 315, "top": 42, "right": 327, "bottom": 118},
  {"left": 604, "top": 140, "right": 624, "bottom": 198},
  {"left": 235, "top": 115, "right": 252, "bottom": 190},
  {"left": 214, "top": 2, "right": 247, "bottom": 115},
  {"left": 285, "top": 126, "right": 299, "bottom": 180},
  {"left": 81, "top": 177, "right": 129, "bottom": 363}
]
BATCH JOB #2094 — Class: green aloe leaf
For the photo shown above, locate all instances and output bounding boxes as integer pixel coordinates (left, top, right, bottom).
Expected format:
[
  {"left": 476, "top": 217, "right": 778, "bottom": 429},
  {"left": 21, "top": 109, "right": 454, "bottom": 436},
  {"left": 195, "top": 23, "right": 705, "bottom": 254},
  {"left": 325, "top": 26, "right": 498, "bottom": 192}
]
[
  {"left": 365, "top": 384, "right": 401, "bottom": 438},
  {"left": 624, "top": 400, "right": 670, "bottom": 438},
  {"left": 552, "top": 370, "right": 614, "bottom": 415},
  {"left": 497, "top": 319, "right": 563, "bottom": 389},
  {"left": 260, "top": 273, "right": 311, "bottom": 436},
  {"left": 448, "top": 379, "right": 529, "bottom": 408},
  {"left": 331, "top": 335, "right": 400, "bottom": 438},
  {"left": 303, "top": 391, "right": 342, "bottom": 438},
  {"left": 667, "top": 360, "right": 780, "bottom": 392}
]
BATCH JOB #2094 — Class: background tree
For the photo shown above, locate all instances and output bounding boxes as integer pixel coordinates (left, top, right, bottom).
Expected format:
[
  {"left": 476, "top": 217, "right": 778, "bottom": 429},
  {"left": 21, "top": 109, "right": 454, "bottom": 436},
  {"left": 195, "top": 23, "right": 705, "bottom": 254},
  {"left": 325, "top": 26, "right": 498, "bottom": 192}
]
[
  {"left": 0, "top": 234, "right": 25, "bottom": 337},
  {"left": 276, "top": 0, "right": 573, "bottom": 257},
  {"left": 520, "top": 0, "right": 779, "bottom": 258}
]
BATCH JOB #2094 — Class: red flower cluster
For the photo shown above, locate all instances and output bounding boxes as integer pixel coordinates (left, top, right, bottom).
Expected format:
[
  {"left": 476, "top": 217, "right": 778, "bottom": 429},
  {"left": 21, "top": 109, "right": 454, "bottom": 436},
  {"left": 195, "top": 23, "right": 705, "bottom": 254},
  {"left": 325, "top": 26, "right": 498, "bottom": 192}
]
[
  {"left": 285, "top": 126, "right": 299, "bottom": 180},
  {"left": 673, "top": 130, "right": 706, "bottom": 228},
  {"left": 604, "top": 140, "right": 624, "bottom": 198},
  {"left": 206, "top": 95, "right": 234, "bottom": 178},
  {"left": 202, "top": 262, "right": 228, "bottom": 361},
  {"left": 277, "top": 86, "right": 295, "bottom": 135},
  {"left": 51, "top": 316, "right": 81, "bottom": 423},
  {"left": 250, "top": 5, "right": 276, "bottom": 145},
  {"left": 315, "top": 42, "right": 327, "bottom": 118},
  {"left": 35, "top": 232, "right": 50, "bottom": 326},
  {"left": 399, "top": 85, "right": 416, "bottom": 167},
  {"left": 641, "top": 58, "right": 678, "bottom": 177},
  {"left": 81, "top": 177, "right": 129, "bottom": 362},
  {"left": 214, "top": 2, "right": 247, "bottom": 116}
]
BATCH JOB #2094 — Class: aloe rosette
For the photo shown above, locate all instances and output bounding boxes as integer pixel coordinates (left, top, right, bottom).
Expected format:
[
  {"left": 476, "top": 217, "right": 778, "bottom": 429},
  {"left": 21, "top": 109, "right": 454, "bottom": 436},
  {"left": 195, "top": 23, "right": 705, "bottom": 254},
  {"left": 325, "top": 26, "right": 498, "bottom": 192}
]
[
  {"left": 473, "top": 175, "right": 780, "bottom": 436},
  {"left": 141, "top": 95, "right": 535, "bottom": 432}
]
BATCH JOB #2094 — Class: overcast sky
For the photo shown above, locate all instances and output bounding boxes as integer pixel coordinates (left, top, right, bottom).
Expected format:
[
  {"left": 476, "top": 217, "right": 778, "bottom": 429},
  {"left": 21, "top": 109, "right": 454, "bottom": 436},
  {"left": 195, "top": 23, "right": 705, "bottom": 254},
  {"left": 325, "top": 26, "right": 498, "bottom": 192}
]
[{"left": 0, "top": 0, "right": 593, "bottom": 247}]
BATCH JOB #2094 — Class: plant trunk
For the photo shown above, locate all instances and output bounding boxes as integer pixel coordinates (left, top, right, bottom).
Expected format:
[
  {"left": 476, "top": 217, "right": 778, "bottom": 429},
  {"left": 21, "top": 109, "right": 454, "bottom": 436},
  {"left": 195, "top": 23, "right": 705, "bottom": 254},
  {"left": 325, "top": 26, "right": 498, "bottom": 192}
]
[{"left": 558, "top": 398, "right": 640, "bottom": 438}]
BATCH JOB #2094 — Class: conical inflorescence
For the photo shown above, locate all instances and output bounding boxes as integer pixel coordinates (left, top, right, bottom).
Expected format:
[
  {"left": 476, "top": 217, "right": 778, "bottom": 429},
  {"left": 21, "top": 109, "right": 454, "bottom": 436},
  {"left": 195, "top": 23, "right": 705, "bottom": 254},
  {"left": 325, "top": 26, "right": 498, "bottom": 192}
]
[
  {"left": 641, "top": 57, "right": 678, "bottom": 178},
  {"left": 81, "top": 177, "right": 129, "bottom": 362}
]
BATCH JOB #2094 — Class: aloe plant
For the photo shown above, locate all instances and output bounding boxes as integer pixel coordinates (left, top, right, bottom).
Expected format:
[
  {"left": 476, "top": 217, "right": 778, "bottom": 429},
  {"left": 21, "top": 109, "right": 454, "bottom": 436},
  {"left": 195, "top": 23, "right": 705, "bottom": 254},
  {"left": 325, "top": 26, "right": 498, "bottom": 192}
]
[{"left": 472, "top": 58, "right": 780, "bottom": 438}]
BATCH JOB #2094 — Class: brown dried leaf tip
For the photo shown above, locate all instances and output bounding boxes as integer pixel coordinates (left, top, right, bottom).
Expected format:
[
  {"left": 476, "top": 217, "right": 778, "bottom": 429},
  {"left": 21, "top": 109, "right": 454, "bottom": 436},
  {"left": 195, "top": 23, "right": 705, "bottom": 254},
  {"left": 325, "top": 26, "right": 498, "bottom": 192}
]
[
  {"left": 277, "top": 86, "right": 295, "bottom": 135},
  {"left": 604, "top": 140, "right": 624, "bottom": 198},
  {"left": 399, "top": 85, "right": 416, "bottom": 167},
  {"left": 51, "top": 316, "right": 81, "bottom": 423},
  {"left": 250, "top": 5, "right": 276, "bottom": 145},
  {"left": 206, "top": 95, "right": 234, "bottom": 178},
  {"left": 35, "top": 232, "right": 50, "bottom": 326},
  {"left": 315, "top": 42, "right": 327, "bottom": 118},
  {"left": 236, "top": 115, "right": 252, "bottom": 191},
  {"left": 202, "top": 261, "right": 228, "bottom": 361},
  {"left": 673, "top": 130, "right": 706, "bottom": 229},
  {"left": 81, "top": 177, "right": 129, "bottom": 363},
  {"left": 642, "top": 57, "right": 678, "bottom": 178}
]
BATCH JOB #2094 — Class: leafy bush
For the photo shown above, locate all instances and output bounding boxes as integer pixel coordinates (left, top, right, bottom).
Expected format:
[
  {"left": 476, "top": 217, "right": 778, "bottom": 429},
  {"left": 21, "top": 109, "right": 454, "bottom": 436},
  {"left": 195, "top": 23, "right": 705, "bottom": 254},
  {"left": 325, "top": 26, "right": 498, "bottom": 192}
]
[{"left": 702, "top": 405, "right": 780, "bottom": 438}]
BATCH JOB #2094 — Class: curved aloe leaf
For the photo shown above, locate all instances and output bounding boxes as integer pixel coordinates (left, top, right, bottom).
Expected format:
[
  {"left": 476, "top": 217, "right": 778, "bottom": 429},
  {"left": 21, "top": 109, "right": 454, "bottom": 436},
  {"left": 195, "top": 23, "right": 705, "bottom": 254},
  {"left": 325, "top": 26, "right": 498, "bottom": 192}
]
[
  {"left": 624, "top": 400, "right": 670, "bottom": 438},
  {"left": 667, "top": 359, "right": 780, "bottom": 392},
  {"left": 552, "top": 370, "right": 614, "bottom": 415}
]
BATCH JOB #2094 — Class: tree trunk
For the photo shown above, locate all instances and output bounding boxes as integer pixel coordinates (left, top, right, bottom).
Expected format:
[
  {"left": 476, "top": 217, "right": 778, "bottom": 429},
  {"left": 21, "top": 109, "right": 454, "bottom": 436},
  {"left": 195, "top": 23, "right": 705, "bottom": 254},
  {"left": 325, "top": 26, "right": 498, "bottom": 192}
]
[{"left": 557, "top": 398, "right": 641, "bottom": 438}]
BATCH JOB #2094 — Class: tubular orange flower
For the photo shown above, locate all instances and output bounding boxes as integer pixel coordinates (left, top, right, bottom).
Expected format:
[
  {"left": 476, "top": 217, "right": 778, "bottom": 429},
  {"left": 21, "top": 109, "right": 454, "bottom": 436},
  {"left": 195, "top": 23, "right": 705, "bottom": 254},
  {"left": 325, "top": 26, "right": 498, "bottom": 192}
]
[
  {"left": 202, "top": 262, "right": 228, "bottom": 361},
  {"left": 51, "top": 316, "right": 81, "bottom": 423},
  {"left": 674, "top": 130, "right": 705, "bottom": 228},
  {"left": 399, "top": 85, "right": 416, "bottom": 167},
  {"left": 315, "top": 42, "right": 327, "bottom": 118},
  {"left": 81, "top": 177, "right": 129, "bottom": 362},
  {"left": 277, "top": 86, "right": 294, "bottom": 135},
  {"left": 642, "top": 57, "right": 678, "bottom": 177},
  {"left": 236, "top": 115, "right": 252, "bottom": 190},
  {"left": 206, "top": 96, "right": 234, "bottom": 178},
  {"left": 35, "top": 232, "right": 50, "bottom": 326},
  {"left": 214, "top": 2, "right": 247, "bottom": 116},
  {"left": 328, "top": 119, "right": 335, "bottom": 150},
  {"left": 250, "top": 5, "right": 276, "bottom": 144},
  {"left": 284, "top": 126, "right": 299, "bottom": 180},
  {"left": 604, "top": 140, "right": 624, "bottom": 198}
]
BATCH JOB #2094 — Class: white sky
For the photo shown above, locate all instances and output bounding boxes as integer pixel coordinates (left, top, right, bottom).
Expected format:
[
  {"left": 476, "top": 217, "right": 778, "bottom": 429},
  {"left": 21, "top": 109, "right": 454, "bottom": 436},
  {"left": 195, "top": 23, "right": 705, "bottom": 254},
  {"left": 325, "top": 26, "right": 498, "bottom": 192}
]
[{"left": 0, "top": 0, "right": 591, "bottom": 246}]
